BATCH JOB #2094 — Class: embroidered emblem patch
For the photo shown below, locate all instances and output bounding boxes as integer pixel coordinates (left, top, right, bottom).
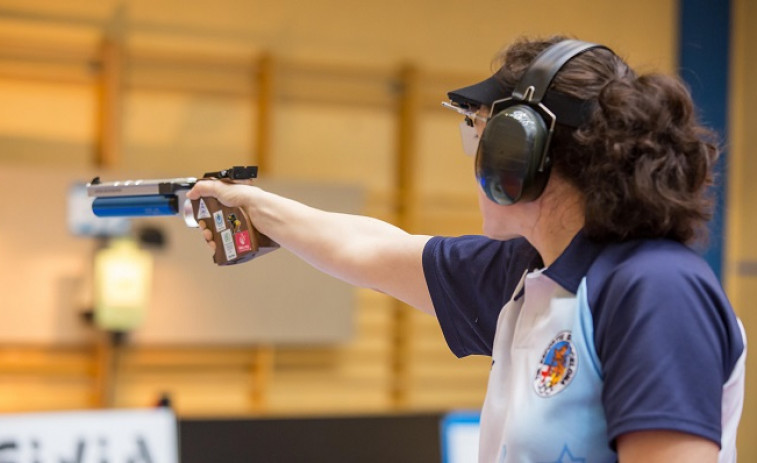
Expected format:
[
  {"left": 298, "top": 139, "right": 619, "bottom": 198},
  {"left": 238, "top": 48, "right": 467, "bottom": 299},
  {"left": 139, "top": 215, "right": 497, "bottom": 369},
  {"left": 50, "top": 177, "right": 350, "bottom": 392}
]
[{"left": 534, "top": 331, "right": 577, "bottom": 397}]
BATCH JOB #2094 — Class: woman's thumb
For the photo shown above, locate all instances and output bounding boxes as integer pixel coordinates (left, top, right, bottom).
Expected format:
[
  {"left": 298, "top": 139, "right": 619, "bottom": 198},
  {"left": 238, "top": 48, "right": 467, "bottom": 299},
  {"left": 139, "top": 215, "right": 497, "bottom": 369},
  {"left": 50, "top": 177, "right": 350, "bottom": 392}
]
[{"left": 187, "top": 179, "right": 219, "bottom": 200}]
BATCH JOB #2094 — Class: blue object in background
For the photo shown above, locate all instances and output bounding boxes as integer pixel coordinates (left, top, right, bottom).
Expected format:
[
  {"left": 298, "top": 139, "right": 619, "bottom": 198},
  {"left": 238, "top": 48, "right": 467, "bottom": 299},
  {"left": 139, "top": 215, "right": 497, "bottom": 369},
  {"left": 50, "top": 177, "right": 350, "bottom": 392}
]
[
  {"left": 678, "top": 0, "right": 731, "bottom": 280},
  {"left": 67, "top": 183, "right": 131, "bottom": 237},
  {"left": 440, "top": 410, "right": 481, "bottom": 463}
]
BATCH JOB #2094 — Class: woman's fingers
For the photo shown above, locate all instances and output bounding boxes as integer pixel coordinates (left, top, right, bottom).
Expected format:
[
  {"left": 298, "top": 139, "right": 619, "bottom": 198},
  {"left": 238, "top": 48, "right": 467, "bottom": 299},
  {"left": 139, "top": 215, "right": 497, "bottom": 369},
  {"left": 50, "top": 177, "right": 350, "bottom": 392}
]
[{"left": 197, "top": 220, "right": 216, "bottom": 251}]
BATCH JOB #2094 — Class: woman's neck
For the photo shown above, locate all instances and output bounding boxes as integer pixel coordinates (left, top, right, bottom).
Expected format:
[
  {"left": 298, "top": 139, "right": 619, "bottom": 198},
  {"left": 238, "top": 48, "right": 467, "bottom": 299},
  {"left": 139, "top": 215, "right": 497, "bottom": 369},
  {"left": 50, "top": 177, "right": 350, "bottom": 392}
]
[{"left": 526, "top": 178, "right": 585, "bottom": 267}]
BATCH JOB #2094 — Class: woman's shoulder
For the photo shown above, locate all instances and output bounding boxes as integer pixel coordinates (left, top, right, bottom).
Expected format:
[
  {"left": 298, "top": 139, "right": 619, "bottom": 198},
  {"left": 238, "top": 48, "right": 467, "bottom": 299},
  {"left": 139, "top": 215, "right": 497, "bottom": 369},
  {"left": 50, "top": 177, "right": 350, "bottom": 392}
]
[
  {"left": 591, "top": 238, "right": 717, "bottom": 285},
  {"left": 584, "top": 237, "right": 730, "bottom": 323}
]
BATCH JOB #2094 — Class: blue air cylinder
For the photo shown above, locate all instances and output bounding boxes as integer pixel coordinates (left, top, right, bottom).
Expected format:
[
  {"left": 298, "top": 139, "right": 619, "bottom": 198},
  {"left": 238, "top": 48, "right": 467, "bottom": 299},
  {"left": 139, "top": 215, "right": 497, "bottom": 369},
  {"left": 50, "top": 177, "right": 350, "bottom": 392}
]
[{"left": 92, "top": 195, "right": 179, "bottom": 217}]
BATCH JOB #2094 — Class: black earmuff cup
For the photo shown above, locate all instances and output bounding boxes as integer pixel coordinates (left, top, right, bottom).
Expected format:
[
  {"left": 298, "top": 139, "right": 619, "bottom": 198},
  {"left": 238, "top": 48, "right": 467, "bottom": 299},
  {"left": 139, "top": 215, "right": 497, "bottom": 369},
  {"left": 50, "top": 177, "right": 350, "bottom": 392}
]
[{"left": 476, "top": 104, "right": 550, "bottom": 205}]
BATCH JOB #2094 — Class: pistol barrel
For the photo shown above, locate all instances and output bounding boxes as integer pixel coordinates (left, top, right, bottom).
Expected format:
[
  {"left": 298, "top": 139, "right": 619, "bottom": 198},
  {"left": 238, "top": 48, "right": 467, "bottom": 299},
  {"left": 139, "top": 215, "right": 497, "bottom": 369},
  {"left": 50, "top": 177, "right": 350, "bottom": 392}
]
[{"left": 86, "top": 178, "right": 197, "bottom": 197}]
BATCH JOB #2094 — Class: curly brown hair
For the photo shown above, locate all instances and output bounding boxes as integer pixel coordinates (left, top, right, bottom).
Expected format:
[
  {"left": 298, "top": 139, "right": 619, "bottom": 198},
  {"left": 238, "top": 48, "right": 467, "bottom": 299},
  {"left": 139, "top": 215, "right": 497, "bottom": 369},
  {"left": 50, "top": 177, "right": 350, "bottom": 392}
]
[{"left": 493, "top": 36, "right": 719, "bottom": 245}]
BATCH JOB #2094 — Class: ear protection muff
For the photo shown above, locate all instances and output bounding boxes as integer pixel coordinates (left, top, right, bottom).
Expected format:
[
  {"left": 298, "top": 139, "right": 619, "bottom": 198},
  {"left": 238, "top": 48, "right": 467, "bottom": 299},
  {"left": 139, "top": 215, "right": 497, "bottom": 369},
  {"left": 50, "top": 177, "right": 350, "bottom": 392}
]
[{"left": 476, "top": 40, "right": 608, "bottom": 205}]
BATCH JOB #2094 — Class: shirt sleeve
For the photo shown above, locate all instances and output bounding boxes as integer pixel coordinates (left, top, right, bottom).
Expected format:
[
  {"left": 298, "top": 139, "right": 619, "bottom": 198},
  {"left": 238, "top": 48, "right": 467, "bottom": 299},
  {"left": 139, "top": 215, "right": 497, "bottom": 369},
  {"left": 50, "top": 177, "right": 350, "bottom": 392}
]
[
  {"left": 422, "top": 235, "right": 541, "bottom": 357},
  {"left": 588, "top": 241, "right": 745, "bottom": 448}
]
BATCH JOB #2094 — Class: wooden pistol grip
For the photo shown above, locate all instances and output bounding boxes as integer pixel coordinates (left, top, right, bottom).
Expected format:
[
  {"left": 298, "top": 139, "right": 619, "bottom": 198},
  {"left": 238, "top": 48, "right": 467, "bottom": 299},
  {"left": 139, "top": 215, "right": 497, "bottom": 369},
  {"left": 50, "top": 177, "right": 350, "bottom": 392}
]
[{"left": 190, "top": 197, "right": 278, "bottom": 265}]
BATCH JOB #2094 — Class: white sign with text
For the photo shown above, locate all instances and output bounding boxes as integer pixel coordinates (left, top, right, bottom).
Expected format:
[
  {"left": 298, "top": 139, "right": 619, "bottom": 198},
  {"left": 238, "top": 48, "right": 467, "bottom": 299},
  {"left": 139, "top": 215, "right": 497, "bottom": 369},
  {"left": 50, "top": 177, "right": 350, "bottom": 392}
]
[{"left": 0, "top": 408, "right": 178, "bottom": 463}]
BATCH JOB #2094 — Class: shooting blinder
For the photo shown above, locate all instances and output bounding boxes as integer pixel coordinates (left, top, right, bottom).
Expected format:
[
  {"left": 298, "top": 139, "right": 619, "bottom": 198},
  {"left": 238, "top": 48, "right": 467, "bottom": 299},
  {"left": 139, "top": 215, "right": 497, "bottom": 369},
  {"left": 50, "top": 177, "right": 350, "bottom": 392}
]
[{"left": 476, "top": 40, "right": 610, "bottom": 205}]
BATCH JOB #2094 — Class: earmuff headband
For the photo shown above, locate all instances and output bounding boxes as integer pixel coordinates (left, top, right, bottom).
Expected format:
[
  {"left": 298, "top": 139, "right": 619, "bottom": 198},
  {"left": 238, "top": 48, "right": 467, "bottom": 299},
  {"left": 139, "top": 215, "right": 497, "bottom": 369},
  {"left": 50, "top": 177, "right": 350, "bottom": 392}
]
[{"left": 513, "top": 40, "right": 608, "bottom": 103}]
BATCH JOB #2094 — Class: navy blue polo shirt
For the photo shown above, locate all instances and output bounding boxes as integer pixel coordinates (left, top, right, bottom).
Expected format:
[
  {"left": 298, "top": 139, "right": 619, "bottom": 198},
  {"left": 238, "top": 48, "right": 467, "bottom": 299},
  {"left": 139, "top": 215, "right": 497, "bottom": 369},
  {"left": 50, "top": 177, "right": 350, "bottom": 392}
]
[{"left": 423, "top": 232, "right": 745, "bottom": 462}]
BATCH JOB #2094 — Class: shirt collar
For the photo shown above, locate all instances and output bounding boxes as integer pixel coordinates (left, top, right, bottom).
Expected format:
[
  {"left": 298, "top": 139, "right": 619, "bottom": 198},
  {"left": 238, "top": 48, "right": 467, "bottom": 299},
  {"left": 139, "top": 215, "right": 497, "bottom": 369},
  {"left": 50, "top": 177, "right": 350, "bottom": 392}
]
[{"left": 542, "top": 230, "right": 606, "bottom": 293}]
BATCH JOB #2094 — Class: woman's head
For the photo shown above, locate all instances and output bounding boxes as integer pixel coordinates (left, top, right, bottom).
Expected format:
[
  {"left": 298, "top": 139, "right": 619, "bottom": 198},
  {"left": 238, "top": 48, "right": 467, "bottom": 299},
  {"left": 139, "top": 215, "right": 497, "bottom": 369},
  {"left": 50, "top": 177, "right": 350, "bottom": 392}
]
[{"left": 493, "top": 36, "right": 719, "bottom": 245}]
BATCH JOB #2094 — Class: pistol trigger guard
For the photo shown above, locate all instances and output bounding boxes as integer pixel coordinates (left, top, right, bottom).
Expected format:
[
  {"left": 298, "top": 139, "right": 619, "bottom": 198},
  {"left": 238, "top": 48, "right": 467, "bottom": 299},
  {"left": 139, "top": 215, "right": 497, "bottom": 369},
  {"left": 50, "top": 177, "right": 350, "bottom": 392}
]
[{"left": 182, "top": 196, "right": 199, "bottom": 228}]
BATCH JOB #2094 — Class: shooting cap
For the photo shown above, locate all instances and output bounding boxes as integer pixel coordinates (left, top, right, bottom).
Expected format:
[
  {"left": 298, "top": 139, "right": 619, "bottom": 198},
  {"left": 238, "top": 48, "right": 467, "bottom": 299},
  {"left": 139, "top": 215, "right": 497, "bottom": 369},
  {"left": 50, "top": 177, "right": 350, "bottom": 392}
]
[
  {"left": 447, "top": 74, "right": 508, "bottom": 109},
  {"left": 447, "top": 70, "right": 595, "bottom": 128}
]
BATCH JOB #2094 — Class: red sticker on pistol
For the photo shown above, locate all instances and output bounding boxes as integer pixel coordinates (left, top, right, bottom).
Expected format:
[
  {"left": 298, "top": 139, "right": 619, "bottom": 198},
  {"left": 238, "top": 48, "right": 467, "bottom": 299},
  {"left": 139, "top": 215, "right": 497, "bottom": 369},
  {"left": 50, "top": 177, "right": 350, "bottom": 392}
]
[{"left": 235, "top": 230, "right": 252, "bottom": 253}]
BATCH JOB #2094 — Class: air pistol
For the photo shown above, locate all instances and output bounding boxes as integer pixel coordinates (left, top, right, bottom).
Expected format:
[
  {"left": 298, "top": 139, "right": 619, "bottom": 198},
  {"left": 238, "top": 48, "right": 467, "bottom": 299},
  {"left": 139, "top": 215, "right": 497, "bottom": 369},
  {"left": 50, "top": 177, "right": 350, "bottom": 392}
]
[{"left": 87, "top": 166, "right": 277, "bottom": 265}]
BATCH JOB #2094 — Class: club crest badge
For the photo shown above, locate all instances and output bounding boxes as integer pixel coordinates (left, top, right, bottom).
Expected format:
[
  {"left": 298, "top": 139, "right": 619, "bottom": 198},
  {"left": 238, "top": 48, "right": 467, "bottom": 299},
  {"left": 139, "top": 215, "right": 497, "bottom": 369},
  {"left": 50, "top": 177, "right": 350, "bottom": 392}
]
[{"left": 534, "top": 331, "right": 577, "bottom": 397}]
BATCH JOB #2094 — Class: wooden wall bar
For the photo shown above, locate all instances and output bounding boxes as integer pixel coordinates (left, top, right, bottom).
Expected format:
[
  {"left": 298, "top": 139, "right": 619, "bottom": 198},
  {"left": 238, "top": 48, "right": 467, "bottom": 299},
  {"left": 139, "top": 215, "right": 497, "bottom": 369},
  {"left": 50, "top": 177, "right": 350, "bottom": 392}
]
[{"left": 94, "top": 37, "right": 123, "bottom": 168}]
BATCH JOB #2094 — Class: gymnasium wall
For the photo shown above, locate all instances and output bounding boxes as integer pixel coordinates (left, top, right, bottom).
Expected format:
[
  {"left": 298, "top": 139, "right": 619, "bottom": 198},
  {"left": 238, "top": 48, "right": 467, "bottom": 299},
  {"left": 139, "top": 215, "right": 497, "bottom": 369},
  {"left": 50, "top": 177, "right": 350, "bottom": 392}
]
[{"left": 727, "top": 0, "right": 757, "bottom": 458}]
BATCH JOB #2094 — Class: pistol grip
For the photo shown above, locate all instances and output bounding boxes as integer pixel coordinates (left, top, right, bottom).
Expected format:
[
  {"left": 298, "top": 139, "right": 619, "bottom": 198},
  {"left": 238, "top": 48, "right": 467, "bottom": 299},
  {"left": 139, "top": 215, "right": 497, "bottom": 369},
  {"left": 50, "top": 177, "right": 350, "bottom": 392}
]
[{"left": 190, "top": 197, "right": 278, "bottom": 265}]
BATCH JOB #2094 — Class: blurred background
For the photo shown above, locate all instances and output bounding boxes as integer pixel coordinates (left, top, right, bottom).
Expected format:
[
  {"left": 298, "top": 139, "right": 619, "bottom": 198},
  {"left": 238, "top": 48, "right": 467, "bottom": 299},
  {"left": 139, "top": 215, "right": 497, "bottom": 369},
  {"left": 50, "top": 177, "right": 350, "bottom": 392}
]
[{"left": 0, "top": 0, "right": 754, "bottom": 461}]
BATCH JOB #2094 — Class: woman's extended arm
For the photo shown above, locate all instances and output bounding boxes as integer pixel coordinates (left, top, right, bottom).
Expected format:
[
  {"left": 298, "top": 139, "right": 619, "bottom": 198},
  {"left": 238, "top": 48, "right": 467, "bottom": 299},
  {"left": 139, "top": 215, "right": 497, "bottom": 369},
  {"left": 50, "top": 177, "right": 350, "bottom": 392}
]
[{"left": 187, "top": 181, "right": 435, "bottom": 315}]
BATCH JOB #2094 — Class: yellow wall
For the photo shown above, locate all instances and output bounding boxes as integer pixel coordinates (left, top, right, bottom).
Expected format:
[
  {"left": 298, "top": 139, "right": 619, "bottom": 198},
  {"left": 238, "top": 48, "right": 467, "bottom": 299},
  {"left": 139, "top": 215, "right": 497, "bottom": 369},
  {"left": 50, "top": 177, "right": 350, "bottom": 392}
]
[{"left": 728, "top": 0, "right": 757, "bottom": 458}]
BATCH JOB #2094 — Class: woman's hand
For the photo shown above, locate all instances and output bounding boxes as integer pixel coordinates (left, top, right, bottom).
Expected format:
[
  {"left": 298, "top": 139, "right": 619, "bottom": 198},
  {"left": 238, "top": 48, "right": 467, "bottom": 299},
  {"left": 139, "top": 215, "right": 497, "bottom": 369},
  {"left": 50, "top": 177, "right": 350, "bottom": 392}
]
[{"left": 187, "top": 179, "right": 260, "bottom": 252}]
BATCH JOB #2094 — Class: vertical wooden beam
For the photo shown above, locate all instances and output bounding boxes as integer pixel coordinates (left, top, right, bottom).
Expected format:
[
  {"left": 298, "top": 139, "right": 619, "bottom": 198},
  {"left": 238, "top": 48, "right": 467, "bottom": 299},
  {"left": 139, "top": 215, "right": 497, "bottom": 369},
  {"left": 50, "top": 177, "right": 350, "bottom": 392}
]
[
  {"left": 91, "top": 6, "right": 127, "bottom": 406},
  {"left": 395, "top": 64, "right": 420, "bottom": 228},
  {"left": 91, "top": 332, "right": 119, "bottom": 408},
  {"left": 729, "top": 1, "right": 754, "bottom": 459},
  {"left": 390, "top": 64, "right": 420, "bottom": 409},
  {"left": 250, "top": 54, "right": 276, "bottom": 412},
  {"left": 250, "top": 345, "right": 274, "bottom": 413},
  {"left": 94, "top": 37, "right": 124, "bottom": 169},
  {"left": 254, "top": 53, "right": 276, "bottom": 172}
]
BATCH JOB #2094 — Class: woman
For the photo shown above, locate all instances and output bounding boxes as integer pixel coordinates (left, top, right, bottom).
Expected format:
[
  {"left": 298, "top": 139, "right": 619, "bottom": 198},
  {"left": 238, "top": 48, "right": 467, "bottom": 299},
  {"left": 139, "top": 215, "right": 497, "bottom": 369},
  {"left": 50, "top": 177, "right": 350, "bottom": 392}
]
[{"left": 188, "top": 36, "right": 745, "bottom": 462}]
